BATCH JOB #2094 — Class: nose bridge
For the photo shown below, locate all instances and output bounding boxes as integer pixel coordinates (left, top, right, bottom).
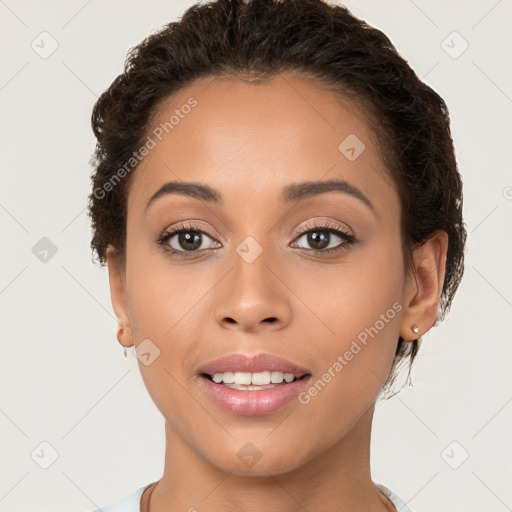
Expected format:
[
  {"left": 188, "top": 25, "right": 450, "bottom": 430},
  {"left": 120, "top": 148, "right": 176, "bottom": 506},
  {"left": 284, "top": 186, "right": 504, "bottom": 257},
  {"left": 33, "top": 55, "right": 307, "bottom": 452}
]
[{"left": 233, "top": 235, "right": 273, "bottom": 293}]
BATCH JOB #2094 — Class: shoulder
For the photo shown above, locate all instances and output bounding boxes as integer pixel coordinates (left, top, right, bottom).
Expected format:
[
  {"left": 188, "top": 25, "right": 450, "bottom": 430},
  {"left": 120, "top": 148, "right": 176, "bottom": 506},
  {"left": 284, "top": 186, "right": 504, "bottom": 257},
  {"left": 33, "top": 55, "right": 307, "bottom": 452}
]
[
  {"left": 375, "top": 483, "right": 414, "bottom": 512},
  {"left": 88, "top": 483, "right": 153, "bottom": 512}
]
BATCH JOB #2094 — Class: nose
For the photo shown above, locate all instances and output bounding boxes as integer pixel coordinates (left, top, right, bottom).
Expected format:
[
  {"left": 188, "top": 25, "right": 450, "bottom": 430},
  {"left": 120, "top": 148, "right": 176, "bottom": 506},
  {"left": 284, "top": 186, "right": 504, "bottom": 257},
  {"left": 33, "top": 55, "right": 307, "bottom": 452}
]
[{"left": 214, "top": 244, "right": 292, "bottom": 333}]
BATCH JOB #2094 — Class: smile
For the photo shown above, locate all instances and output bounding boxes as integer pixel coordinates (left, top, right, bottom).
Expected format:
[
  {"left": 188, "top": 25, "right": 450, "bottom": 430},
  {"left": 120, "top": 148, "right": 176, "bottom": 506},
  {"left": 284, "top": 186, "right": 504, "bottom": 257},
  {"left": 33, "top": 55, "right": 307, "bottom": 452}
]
[{"left": 197, "top": 353, "right": 312, "bottom": 416}]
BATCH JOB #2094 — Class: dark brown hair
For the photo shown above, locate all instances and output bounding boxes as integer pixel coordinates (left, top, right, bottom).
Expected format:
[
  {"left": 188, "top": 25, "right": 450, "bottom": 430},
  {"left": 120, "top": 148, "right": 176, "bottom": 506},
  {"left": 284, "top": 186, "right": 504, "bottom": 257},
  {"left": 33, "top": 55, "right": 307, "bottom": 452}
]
[{"left": 88, "top": 0, "right": 466, "bottom": 394}]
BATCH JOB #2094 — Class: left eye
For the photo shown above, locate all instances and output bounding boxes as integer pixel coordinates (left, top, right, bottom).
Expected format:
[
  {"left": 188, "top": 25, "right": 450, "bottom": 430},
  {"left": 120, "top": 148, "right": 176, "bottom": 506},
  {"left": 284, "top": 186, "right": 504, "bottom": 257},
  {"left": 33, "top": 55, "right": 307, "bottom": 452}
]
[{"left": 292, "top": 228, "right": 354, "bottom": 252}]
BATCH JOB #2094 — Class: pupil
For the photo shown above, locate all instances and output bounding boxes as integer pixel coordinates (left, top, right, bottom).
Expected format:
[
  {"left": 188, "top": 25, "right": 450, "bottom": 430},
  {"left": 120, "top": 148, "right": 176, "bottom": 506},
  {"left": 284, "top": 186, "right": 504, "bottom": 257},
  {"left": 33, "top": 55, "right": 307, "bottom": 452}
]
[
  {"left": 308, "top": 231, "right": 329, "bottom": 250},
  {"left": 179, "top": 231, "right": 202, "bottom": 251}
]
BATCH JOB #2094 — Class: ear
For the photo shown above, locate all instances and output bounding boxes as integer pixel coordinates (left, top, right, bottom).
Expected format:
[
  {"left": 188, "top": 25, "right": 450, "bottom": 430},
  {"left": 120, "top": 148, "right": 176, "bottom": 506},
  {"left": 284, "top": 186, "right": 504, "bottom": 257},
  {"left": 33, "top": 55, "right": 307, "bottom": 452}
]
[
  {"left": 106, "top": 246, "right": 134, "bottom": 348},
  {"left": 400, "top": 231, "right": 448, "bottom": 341}
]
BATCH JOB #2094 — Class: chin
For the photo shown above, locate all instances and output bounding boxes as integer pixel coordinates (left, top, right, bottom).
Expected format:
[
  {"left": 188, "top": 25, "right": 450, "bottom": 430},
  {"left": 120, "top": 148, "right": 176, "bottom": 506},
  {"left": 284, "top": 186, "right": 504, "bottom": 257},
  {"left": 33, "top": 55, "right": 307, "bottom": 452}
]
[{"left": 205, "top": 441, "right": 310, "bottom": 477}]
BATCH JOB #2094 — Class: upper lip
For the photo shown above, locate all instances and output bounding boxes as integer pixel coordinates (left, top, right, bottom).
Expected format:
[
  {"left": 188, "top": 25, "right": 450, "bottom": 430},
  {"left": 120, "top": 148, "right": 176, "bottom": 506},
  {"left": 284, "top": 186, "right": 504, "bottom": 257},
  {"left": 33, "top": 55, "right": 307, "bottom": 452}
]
[{"left": 197, "top": 353, "right": 311, "bottom": 378}]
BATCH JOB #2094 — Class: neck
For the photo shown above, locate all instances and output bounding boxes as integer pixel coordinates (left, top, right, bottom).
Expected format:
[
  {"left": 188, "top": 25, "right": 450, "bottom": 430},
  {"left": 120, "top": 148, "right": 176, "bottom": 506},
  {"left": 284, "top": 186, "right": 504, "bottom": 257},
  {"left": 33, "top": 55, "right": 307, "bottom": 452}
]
[{"left": 146, "top": 403, "right": 393, "bottom": 512}]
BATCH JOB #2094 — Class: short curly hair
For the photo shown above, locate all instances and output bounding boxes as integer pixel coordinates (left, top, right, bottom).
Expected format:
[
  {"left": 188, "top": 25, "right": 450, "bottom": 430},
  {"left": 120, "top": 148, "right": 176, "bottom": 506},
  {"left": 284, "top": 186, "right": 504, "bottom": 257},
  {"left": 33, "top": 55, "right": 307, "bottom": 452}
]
[{"left": 88, "top": 0, "right": 466, "bottom": 395}]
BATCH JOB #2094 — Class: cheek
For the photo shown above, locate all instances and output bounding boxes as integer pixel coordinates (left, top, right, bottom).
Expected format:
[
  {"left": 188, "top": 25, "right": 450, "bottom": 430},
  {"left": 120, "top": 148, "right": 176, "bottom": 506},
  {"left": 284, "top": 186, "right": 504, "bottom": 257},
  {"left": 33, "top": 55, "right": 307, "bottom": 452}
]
[
  {"left": 293, "top": 236, "right": 405, "bottom": 409},
  {"left": 122, "top": 258, "right": 200, "bottom": 432},
  {"left": 124, "top": 239, "right": 205, "bottom": 343},
  {"left": 297, "top": 235, "right": 404, "bottom": 348},
  {"left": 122, "top": 242, "right": 223, "bottom": 403}
]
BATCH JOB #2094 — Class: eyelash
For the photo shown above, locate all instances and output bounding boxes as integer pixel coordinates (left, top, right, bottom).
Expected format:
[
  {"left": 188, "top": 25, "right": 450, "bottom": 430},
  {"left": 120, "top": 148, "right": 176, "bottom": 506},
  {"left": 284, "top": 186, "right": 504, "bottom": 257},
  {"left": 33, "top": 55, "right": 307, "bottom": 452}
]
[{"left": 156, "top": 220, "right": 356, "bottom": 259}]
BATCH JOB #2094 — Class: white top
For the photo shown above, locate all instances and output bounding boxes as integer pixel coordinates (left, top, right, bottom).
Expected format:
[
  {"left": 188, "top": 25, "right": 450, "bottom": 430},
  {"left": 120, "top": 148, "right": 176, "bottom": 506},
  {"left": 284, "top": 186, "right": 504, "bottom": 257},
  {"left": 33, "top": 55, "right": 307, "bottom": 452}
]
[{"left": 89, "top": 482, "right": 413, "bottom": 511}]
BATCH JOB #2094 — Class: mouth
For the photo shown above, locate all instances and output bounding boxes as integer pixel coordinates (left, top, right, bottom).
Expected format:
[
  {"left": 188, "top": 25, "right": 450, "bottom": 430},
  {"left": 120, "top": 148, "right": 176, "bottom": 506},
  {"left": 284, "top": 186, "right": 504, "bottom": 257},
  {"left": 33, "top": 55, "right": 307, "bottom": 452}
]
[{"left": 197, "top": 353, "right": 312, "bottom": 416}]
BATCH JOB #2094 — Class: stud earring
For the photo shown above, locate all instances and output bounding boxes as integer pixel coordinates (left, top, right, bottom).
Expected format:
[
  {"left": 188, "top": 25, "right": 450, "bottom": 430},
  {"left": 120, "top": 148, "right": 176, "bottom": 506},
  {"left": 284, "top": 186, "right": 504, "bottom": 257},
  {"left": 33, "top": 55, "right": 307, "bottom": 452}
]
[{"left": 411, "top": 325, "right": 419, "bottom": 335}]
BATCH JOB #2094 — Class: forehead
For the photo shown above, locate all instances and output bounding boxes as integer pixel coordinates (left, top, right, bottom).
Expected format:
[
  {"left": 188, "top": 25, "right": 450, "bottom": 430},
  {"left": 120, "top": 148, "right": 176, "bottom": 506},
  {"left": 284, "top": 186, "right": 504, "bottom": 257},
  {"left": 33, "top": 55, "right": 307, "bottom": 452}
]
[{"left": 127, "top": 72, "right": 397, "bottom": 217}]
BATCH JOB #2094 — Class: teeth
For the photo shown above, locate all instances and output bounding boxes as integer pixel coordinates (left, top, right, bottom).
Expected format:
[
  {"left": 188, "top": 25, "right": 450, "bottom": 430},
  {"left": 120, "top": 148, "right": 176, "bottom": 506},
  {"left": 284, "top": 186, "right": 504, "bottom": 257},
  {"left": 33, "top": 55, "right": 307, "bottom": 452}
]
[
  {"left": 270, "top": 371, "right": 284, "bottom": 383},
  {"left": 212, "top": 373, "right": 224, "bottom": 383},
  {"left": 210, "top": 371, "right": 297, "bottom": 385},
  {"left": 251, "top": 371, "right": 270, "bottom": 385},
  {"left": 221, "top": 371, "right": 235, "bottom": 383},
  {"left": 234, "top": 372, "right": 252, "bottom": 385}
]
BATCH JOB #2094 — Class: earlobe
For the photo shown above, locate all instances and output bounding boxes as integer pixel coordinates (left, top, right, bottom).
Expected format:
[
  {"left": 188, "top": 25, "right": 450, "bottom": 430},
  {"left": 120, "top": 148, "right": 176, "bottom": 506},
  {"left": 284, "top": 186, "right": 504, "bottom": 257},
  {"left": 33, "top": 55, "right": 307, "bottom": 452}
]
[
  {"left": 106, "top": 246, "right": 134, "bottom": 348},
  {"left": 400, "top": 231, "right": 448, "bottom": 341}
]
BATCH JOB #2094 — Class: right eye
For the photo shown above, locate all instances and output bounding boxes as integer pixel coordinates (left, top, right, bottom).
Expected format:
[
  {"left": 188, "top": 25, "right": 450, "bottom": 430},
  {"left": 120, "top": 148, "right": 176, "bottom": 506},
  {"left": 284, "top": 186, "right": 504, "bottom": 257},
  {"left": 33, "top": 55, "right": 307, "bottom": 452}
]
[{"left": 157, "top": 222, "right": 221, "bottom": 257}]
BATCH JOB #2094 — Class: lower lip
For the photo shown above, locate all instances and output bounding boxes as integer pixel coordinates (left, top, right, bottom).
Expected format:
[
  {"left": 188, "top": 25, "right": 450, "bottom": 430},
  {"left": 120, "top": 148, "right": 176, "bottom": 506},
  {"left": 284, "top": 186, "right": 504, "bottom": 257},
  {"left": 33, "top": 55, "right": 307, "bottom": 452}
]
[{"left": 199, "top": 375, "right": 311, "bottom": 416}]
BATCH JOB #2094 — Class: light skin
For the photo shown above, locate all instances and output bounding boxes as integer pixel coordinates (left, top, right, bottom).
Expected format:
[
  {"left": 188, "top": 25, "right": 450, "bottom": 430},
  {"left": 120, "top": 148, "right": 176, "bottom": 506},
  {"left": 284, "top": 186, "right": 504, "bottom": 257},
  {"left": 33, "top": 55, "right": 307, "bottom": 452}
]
[{"left": 106, "top": 72, "right": 448, "bottom": 512}]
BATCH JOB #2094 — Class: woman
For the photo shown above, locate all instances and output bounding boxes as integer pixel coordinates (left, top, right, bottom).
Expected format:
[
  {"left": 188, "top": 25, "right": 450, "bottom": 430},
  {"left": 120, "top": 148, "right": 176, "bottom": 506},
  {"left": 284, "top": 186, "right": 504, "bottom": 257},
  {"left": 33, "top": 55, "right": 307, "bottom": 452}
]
[{"left": 87, "top": 0, "right": 466, "bottom": 510}]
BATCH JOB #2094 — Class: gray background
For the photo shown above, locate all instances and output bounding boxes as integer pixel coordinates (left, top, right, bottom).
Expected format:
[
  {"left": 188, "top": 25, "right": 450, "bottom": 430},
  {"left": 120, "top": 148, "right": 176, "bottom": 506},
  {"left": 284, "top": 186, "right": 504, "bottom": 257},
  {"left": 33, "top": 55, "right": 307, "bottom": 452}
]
[{"left": 1, "top": 1, "right": 511, "bottom": 511}]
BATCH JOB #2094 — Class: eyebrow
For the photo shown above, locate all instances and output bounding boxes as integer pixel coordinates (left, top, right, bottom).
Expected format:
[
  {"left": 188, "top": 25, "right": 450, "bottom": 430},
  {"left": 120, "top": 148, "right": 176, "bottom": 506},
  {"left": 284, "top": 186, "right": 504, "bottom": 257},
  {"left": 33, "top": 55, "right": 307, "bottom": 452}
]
[{"left": 144, "top": 178, "right": 374, "bottom": 212}]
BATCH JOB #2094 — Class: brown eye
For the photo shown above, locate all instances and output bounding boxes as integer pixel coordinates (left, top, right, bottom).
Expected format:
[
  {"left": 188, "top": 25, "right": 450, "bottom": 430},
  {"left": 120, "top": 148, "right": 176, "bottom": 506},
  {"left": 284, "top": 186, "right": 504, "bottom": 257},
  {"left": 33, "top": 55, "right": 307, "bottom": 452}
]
[
  {"left": 294, "top": 228, "right": 353, "bottom": 252},
  {"left": 157, "top": 221, "right": 222, "bottom": 257},
  {"left": 305, "top": 231, "right": 330, "bottom": 250},
  {"left": 175, "top": 231, "right": 203, "bottom": 251},
  {"left": 293, "top": 222, "right": 356, "bottom": 255},
  {"left": 162, "top": 230, "right": 217, "bottom": 252}
]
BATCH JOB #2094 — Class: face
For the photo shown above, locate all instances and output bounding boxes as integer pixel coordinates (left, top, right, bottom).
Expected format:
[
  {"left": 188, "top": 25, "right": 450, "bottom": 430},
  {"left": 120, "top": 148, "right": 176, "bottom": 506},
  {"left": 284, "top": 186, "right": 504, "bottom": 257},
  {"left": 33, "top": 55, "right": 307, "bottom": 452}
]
[{"left": 108, "top": 72, "right": 431, "bottom": 476}]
